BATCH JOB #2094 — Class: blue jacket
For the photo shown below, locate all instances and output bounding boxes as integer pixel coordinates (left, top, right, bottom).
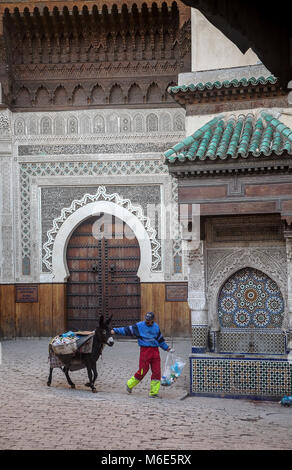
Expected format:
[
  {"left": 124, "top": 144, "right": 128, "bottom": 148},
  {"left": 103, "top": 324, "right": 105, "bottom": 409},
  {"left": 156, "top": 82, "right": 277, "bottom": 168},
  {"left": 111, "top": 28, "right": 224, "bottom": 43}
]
[{"left": 113, "top": 321, "right": 170, "bottom": 351}]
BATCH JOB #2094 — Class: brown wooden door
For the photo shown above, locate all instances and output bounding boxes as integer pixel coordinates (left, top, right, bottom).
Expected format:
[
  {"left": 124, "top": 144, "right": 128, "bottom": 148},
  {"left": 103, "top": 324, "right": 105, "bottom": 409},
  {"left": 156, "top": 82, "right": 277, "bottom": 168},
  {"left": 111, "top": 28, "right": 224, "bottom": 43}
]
[{"left": 66, "top": 214, "right": 141, "bottom": 330}]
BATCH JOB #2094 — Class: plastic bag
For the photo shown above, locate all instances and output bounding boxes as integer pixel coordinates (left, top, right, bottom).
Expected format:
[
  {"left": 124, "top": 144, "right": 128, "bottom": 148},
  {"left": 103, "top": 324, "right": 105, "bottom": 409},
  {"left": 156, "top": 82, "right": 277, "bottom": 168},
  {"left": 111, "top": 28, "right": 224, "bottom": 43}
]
[
  {"left": 161, "top": 353, "right": 186, "bottom": 386},
  {"left": 280, "top": 396, "right": 292, "bottom": 406},
  {"left": 51, "top": 331, "right": 78, "bottom": 355}
]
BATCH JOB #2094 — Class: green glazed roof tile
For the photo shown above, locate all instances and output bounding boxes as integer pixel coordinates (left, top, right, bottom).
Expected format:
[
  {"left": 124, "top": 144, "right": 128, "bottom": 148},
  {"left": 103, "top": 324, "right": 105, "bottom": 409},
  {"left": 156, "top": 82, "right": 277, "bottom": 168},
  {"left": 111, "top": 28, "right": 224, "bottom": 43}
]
[
  {"left": 177, "top": 152, "right": 186, "bottom": 162},
  {"left": 168, "top": 75, "right": 278, "bottom": 95},
  {"left": 284, "top": 140, "right": 292, "bottom": 152},
  {"left": 249, "top": 118, "right": 264, "bottom": 155},
  {"left": 217, "top": 118, "right": 235, "bottom": 159},
  {"left": 165, "top": 116, "right": 223, "bottom": 159},
  {"left": 186, "top": 140, "right": 200, "bottom": 160},
  {"left": 227, "top": 116, "right": 244, "bottom": 158},
  {"left": 164, "top": 112, "right": 292, "bottom": 164},
  {"left": 259, "top": 125, "right": 273, "bottom": 154},
  {"left": 261, "top": 112, "right": 292, "bottom": 142},
  {"left": 237, "top": 115, "right": 253, "bottom": 157},
  {"left": 206, "top": 119, "right": 225, "bottom": 159},
  {"left": 271, "top": 131, "right": 282, "bottom": 153},
  {"left": 199, "top": 129, "right": 213, "bottom": 159}
]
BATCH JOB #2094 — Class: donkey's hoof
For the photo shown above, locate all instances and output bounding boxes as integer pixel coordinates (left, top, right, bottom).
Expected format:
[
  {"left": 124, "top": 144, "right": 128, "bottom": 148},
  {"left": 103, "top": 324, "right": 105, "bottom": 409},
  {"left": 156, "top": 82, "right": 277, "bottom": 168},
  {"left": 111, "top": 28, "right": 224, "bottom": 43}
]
[
  {"left": 85, "top": 382, "right": 91, "bottom": 387},
  {"left": 92, "top": 388, "right": 97, "bottom": 393},
  {"left": 47, "top": 382, "right": 51, "bottom": 387},
  {"left": 70, "top": 384, "right": 76, "bottom": 389}
]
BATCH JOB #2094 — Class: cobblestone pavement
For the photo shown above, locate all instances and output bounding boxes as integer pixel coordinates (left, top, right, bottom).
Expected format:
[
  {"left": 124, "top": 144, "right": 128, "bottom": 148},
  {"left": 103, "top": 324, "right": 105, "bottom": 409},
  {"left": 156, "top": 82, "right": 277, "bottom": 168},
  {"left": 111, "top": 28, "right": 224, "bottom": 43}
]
[{"left": 1, "top": 337, "right": 292, "bottom": 451}]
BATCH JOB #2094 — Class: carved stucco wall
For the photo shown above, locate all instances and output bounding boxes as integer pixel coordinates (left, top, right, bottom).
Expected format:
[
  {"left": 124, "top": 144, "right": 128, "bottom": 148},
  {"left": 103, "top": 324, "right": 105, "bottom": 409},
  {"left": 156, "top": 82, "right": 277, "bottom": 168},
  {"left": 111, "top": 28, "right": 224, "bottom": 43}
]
[
  {"left": 51, "top": 199, "right": 154, "bottom": 283},
  {"left": 285, "top": 237, "right": 292, "bottom": 334},
  {"left": 13, "top": 108, "right": 185, "bottom": 141},
  {"left": 206, "top": 246, "right": 288, "bottom": 331},
  {"left": 0, "top": 110, "right": 13, "bottom": 283},
  {"left": 41, "top": 184, "right": 162, "bottom": 272},
  {"left": 187, "top": 241, "right": 207, "bottom": 322},
  {"left": 0, "top": 107, "right": 186, "bottom": 284}
]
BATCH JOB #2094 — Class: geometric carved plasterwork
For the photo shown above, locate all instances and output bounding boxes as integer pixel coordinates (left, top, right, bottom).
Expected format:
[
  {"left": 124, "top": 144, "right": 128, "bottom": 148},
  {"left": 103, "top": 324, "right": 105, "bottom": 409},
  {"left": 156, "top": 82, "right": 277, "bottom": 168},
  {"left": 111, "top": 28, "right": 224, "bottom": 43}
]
[
  {"left": 187, "top": 241, "right": 207, "bottom": 315},
  {"left": 18, "top": 141, "right": 178, "bottom": 156},
  {"left": 0, "top": 112, "right": 11, "bottom": 136},
  {"left": 42, "top": 185, "right": 161, "bottom": 273},
  {"left": 170, "top": 176, "right": 183, "bottom": 274},
  {"left": 14, "top": 109, "right": 186, "bottom": 157},
  {"left": 187, "top": 242, "right": 208, "bottom": 342},
  {"left": 287, "top": 238, "right": 292, "bottom": 264},
  {"left": 206, "top": 247, "right": 288, "bottom": 331},
  {"left": 19, "top": 159, "right": 168, "bottom": 275},
  {"left": 188, "top": 242, "right": 205, "bottom": 291},
  {"left": 13, "top": 109, "right": 185, "bottom": 139},
  {"left": 286, "top": 238, "right": 292, "bottom": 329}
]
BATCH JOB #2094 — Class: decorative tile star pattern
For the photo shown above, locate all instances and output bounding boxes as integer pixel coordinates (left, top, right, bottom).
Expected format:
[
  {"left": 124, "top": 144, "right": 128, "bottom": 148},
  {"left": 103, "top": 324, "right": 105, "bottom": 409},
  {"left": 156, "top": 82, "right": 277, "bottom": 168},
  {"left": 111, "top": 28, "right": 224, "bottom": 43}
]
[{"left": 218, "top": 267, "right": 284, "bottom": 329}]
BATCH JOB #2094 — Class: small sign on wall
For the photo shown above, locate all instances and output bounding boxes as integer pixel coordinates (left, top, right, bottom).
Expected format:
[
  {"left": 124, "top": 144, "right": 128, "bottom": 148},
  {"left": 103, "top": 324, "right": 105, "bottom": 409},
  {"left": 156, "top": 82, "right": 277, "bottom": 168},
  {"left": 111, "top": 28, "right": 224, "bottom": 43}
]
[
  {"left": 15, "top": 285, "right": 38, "bottom": 303},
  {"left": 165, "top": 284, "right": 188, "bottom": 302}
]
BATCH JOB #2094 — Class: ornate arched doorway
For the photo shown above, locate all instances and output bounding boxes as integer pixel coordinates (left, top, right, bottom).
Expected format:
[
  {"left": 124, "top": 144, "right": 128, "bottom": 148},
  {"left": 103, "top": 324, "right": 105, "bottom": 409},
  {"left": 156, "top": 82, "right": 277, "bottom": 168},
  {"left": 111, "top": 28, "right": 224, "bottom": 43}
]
[
  {"left": 217, "top": 267, "right": 285, "bottom": 354},
  {"left": 66, "top": 213, "right": 141, "bottom": 331}
]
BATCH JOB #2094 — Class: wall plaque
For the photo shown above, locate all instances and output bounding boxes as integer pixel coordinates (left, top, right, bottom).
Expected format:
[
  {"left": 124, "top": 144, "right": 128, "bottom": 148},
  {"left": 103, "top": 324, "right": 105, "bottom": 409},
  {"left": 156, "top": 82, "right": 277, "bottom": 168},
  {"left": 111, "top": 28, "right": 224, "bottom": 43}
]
[
  {"left": 165, "top": 284, "right": 188, "bottom": 302},
  {"left": 16, "top": 285, "right": 38, "bottom": 303}
]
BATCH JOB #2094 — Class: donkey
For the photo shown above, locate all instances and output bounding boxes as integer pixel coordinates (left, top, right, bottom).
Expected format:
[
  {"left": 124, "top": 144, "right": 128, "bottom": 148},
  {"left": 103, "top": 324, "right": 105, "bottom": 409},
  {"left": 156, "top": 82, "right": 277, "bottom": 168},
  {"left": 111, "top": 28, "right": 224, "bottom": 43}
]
[{"left": 47, "top": 315, "right": 114, "bottom": 393}]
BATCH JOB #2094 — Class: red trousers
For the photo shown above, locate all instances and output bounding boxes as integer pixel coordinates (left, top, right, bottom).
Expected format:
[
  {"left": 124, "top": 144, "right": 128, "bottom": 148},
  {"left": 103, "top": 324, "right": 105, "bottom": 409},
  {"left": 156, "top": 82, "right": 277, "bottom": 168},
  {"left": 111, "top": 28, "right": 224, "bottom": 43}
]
[{"left": 134, "top": 347, "right": 161, "bottom": 381}]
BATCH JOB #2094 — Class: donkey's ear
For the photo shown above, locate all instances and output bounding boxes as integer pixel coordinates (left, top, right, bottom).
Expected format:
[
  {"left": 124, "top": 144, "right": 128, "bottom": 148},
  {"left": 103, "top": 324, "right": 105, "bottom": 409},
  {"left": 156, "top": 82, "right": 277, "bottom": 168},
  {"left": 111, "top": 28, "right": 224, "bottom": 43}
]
[{"left": 106, "top": 314, "right": 113, "bottom": 325}]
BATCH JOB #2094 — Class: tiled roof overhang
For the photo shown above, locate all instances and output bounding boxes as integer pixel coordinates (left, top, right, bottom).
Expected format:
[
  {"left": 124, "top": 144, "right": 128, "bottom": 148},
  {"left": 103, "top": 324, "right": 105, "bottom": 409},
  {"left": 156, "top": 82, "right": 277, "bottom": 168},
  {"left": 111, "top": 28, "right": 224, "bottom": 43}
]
[
  {"left": 167, "top": 76, "right": 287, "bottom": 106},
  {"left": 164, "top": 112, "right": 292, "bottom": 175}
]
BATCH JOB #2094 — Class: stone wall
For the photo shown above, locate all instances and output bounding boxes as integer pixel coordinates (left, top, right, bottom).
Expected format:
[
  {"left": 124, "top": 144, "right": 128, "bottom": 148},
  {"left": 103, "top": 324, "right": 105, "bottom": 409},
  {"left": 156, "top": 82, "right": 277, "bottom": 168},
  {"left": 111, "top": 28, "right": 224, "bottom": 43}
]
[{"left": 191, "top": 8, "right": 259, "bottom": 72}]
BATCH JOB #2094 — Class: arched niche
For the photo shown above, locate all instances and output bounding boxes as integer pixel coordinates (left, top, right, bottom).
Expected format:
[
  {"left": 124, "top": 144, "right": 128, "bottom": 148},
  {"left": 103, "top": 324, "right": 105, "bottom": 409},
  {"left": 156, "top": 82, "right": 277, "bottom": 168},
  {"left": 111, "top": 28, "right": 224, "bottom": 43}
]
[
  {"left": 218, "top": 267, "right": 285, "bottom": 330},
  {"left": 51, "top": 201, "right": 153, "bottom": 283}
]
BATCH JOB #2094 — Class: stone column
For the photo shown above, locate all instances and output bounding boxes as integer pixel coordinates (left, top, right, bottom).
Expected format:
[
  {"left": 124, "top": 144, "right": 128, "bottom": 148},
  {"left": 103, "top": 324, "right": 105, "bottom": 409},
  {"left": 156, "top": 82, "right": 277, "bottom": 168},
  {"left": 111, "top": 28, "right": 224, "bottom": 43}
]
[
  {"left": 285, "top": 229, "right": 292, "bottom": 352},
  {"left": 0, "top": 110, "right": 13, "bottom": 283},
  {"left": 184, "top": 239, "right": 208, "bottom": 353}
]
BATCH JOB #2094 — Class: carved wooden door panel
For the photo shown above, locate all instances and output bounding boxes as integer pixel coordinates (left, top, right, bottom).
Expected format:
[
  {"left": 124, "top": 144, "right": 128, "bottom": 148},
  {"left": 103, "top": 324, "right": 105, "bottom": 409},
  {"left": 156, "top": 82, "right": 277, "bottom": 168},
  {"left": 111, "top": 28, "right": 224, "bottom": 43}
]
[{"left": 66, "top": 214, "right": 141, "bottom": 331}]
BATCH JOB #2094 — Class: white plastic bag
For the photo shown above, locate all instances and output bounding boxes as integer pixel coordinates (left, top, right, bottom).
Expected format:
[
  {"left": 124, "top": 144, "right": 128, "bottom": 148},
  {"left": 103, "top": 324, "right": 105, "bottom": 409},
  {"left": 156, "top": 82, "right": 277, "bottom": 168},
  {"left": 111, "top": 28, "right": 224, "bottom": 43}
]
[{"left": 161, "top": 352, "right": 186, "bottom": 386}]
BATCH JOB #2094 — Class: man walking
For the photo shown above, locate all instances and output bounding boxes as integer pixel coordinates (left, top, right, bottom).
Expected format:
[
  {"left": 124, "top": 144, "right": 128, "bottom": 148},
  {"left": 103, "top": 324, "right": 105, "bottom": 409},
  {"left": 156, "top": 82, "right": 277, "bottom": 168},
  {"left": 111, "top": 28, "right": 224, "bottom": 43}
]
[{"left": 111, "top": 312, "right": 174, "bottom": 398}]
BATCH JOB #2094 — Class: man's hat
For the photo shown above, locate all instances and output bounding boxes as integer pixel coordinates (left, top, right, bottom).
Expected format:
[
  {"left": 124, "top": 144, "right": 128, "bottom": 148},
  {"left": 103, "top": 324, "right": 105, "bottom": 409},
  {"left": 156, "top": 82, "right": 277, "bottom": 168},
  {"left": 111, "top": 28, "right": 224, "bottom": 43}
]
[{"left": 145, "top": 311, "right": 155, "bottom": 321}]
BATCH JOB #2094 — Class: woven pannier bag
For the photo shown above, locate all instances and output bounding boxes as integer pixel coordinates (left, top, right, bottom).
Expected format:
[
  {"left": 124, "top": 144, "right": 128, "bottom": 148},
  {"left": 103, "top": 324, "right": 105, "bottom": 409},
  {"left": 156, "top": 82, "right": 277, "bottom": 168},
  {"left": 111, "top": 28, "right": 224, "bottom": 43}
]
[{"left": 51, "top": 336, "right": 78, "bottom": 355}]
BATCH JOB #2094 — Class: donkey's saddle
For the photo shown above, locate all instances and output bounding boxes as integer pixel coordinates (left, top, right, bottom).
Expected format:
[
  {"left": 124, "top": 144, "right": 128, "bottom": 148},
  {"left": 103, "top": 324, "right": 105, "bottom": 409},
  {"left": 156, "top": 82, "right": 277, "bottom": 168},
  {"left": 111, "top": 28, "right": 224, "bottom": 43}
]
[{"left": 49, "top": 331, "right": 95, "bottom": 370}]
